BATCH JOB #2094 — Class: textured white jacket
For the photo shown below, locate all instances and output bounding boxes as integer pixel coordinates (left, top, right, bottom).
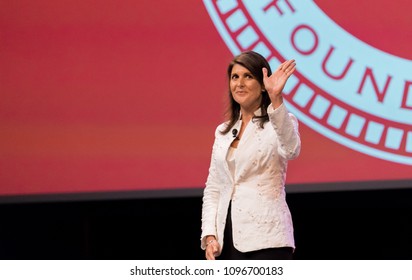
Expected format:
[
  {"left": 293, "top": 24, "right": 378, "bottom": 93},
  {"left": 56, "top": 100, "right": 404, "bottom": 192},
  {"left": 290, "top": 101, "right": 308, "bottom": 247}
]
[{"left": 201, "top": 103, "right": 301, "bottom": 254}]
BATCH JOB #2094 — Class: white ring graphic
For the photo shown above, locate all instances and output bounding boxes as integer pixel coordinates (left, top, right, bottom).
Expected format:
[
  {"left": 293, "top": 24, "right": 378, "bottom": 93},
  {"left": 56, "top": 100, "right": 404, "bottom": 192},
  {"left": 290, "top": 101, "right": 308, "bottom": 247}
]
[{"left": 204, "top": 0, "right": 412, "bottom": 165}]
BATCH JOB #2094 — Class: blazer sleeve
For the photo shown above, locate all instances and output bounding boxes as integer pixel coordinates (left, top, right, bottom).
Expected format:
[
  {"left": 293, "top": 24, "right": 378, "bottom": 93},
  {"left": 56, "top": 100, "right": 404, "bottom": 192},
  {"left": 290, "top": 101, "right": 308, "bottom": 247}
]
[
  {"left": 268, "top": 103, "right": 301, "bottom": 160},
  {"left": 200, "top": 125, "right": 224, "bottom": 249}
]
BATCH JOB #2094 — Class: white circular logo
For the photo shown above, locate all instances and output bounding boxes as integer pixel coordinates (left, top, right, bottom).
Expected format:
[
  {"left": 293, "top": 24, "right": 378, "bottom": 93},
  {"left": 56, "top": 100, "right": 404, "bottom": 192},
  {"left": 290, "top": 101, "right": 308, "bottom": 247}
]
[{"left": 204, "top": 0, "right": 412, "bottom": 165}]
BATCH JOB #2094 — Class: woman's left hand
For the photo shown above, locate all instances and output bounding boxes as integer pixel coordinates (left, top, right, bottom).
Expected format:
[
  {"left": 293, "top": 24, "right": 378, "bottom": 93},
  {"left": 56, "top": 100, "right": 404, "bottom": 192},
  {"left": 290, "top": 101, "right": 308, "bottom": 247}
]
[{"left": 262, "top": 59, "right": 296, "bottom": 107}]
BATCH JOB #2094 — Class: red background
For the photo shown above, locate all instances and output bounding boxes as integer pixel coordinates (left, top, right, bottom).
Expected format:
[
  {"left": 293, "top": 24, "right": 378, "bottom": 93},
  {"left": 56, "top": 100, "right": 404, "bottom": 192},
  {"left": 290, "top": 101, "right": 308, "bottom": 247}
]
[{"left": 1, "top": 0, "right": 411, "bottom": 197}]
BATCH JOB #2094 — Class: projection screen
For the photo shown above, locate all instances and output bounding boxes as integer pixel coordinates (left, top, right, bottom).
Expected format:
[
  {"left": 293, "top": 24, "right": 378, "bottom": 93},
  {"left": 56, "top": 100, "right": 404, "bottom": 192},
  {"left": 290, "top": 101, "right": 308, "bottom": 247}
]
[{"left": 1, "top": 0, "right": 411, "bottom": 202}]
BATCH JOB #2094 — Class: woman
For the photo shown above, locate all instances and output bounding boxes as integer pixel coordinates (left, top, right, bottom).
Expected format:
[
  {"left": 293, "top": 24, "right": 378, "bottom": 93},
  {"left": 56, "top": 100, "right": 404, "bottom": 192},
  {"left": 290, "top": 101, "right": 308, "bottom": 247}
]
[{"left": 200, "top": 51, "right": 301, "bottom": 260}]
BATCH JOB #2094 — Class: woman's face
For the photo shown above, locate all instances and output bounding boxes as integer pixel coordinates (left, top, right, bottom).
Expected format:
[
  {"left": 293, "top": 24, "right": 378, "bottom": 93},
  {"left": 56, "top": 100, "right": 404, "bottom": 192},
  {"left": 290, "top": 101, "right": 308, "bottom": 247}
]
[{"left": 230, "top": 63, "right": 263, "bottom": 111}]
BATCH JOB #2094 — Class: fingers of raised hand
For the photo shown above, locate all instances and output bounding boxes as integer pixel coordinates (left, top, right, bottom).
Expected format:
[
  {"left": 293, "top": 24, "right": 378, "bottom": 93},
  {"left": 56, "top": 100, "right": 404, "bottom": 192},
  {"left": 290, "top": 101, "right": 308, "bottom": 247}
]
[
  {"left": 262, "top": 67, "right": 269, "bottom": 79},
  {"left": 279, "top": 59, "right": 296, "bottom": 76}
]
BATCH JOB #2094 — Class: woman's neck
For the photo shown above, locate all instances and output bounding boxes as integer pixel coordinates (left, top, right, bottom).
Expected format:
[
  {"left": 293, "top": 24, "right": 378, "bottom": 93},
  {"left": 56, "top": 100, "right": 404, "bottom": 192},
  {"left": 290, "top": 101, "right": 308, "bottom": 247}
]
[{"left": 240, "top": 107, "right": 258, "bottom": 123}]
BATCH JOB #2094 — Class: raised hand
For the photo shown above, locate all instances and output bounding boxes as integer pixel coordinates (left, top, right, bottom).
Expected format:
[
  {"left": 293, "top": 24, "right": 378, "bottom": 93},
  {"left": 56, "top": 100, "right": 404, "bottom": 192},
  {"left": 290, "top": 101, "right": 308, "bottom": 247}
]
[{"left": 262, "top": 59, "right": 296, "bottom": 107}]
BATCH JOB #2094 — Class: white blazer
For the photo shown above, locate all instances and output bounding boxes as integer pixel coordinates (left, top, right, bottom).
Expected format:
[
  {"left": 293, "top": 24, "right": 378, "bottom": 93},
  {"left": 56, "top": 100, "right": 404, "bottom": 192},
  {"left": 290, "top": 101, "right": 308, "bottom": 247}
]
[{"left": 201, "top": 103, "right": 301, "bottom": 254}]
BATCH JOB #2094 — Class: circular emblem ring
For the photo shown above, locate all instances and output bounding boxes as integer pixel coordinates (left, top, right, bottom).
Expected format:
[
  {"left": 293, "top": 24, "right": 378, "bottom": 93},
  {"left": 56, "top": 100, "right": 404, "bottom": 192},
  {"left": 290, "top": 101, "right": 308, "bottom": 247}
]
[{"left": 204, "top": 0, "right": 412, "bottom": 165}]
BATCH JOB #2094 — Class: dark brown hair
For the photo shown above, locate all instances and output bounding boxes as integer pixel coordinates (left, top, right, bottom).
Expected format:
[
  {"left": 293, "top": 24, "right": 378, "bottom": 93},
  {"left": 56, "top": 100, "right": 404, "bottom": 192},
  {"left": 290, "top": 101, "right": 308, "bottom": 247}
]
[{"left": 221, "top": 51, "right": 272, "bottom": 135}]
